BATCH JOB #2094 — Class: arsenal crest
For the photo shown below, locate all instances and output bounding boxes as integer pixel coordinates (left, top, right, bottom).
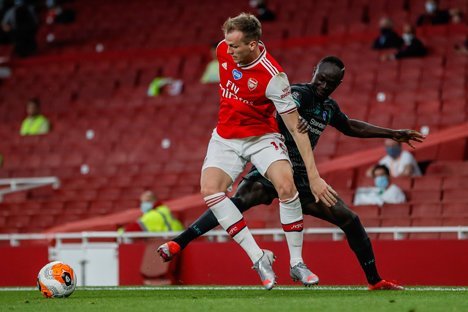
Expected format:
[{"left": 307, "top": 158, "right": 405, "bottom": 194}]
[{"left": 248, "top": 78, "right": 258, "bottom": 91}]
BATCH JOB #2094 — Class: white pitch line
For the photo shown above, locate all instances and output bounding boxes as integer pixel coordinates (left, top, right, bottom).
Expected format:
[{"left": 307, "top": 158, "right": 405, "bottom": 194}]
[{"left": 1, "top": 286, "right": 467, "bottom": 292}]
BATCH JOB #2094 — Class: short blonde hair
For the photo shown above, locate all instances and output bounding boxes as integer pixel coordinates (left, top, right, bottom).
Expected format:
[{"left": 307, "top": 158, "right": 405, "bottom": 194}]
[{"left": 222, "top": 13, "right": 262, "bottom": 43}]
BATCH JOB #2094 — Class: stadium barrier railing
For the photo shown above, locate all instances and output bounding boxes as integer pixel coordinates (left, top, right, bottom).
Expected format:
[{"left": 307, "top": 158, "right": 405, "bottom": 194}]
[{"left": 0, "top": 226, "right": 467, "bottom": 247}]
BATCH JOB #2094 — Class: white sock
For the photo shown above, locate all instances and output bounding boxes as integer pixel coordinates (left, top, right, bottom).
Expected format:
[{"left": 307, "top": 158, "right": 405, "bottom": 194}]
[
  {"left": 205, "top": 192, "right": 263, "bottom": 264},
  {"left": 280, "top": 192, "right": 304, "bottom": 267}
]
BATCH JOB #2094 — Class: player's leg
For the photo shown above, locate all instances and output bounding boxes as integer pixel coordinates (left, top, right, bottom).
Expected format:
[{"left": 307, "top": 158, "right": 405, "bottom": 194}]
[
  {"left": 159, "top": 171, "right": 278, "bottom": 261},
  {"left": 250, "top": 134, "right": 317, "bottom": 286},
  {"left": 299, "top": 192, "right": 403, "bottom": 290},
  {"left": 200, "top": 133, "right": 276, "bottom": 289},
  {"left": 263, "top": 161, "right": 318, "bottom": 286}
]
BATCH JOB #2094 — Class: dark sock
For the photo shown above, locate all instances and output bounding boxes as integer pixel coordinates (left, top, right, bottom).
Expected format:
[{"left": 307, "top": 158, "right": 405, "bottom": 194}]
[
  {"left": 342, "top": 216, "right": 382, "bottom": 285},
  {"left": 172, "top": 197, "right": 247, "bottom": 250},
  {"left": 173, "top": 209, "right": 219, "bottom": 250}
]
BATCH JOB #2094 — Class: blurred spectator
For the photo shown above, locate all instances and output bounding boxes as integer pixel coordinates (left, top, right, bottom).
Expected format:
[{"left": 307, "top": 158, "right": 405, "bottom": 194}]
[
  {"left": 381, "top": 24, "right": 427, "bottom": 60},
  {"left": 20, "top": 98, "right": 50, "bottom": 136},
  {"left": 454, "top": 38, "right": 468, "bottom": 55},
  {"left": 147, "top": 77, "right": 184, "bottom": 97},
  {"left": 368, "top": 139, "right": 422, "bottom": 178},
  {"left": 122, "top": 190, "right": 184, "bottom": 232},
  {"left": 1, "top": 0, "right": 38, "bottom": 57},
  {"left": 200, "top": 43, "right": 219, "bottom": 84},
  {"left": 249, "top": 0, "right": 276, "bottom": 22},
  {"left": 449, "top": 8, "right": 464, "bottom": 24},
  {"left": 0, "top": 0, "right": 14, "bottom": 44},
  {"left": 416, "top": 0, "right": 450, "bottom": 26},
  {"left": 372, "top": 17, "right": 403, "bottom": 50},
  {"left": 45, "top": 3, "right": 76, "bottom": 25},
  {"left": 354, "top": 165, "right": 406, "bottom": 206}
]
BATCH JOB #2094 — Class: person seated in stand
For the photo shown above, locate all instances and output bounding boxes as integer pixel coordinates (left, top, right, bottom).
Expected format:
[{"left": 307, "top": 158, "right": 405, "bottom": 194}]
[
  {"left": 147, "top": 77, "right": 184, "bottom": 97},
  {"left": 354, "top": 165, "right": 406, "bottom": 206},
  {"left": 20, "top": 98, "right": 50, "bottom": 136},
  {"left": 200, "top": 43, "right": 220, "bottom": 84},
  {"left": 367, "top": 139, "right": 422, "bottom": 178},
  {"left": 416, "top": 0, "right": 450, "bottom": 26},
  {"left": 381, "top": 24, "right": 427, "bottom": 61},
  {"left": 122, "top": 190, "right": 184, "bottom": 233},
  {"left": 372, "top": 17, "right": 403, "bottom": 50},
  {"left": 454, "top": 38, "right": 468, "bottom": 55},
  {"left": 249, "top": 0, "right": 276, "bottom": 22}
]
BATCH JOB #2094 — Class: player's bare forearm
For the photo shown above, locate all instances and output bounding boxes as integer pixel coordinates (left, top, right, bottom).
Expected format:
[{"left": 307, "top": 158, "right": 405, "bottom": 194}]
[
  {"left": 281, "top": 111, "right": 319, "bottom": 179},
  {"left": 341, "top": 119, "right": 394, "bottom": 138},
  {"left": 341, "top": 119, "right": 425, "bottom": 148},
  {"left": 281, "top": 112, "right": 338, "bottom": 206}
]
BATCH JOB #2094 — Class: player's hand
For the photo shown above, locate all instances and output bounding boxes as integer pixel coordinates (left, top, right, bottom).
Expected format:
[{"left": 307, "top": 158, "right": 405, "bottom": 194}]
[
  {"left": 391, "top": 129, "right": 425, "bottom": 149},
  {"left": 310, "top": 177, "right": 338, "bottom": 207},
  {"left": 297, "top": 116, "right": 311, "bottom": 134}
]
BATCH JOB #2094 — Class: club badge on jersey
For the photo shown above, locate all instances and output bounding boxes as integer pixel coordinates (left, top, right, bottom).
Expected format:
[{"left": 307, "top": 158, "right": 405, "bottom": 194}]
[{"left": 248, "top": 78, "right": 258, "bottom": 91}]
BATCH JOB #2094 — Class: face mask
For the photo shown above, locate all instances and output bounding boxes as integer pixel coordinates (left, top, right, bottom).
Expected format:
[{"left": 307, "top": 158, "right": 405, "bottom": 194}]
[
  {"left": 140, "top": 201, "right": 154, "bottom": 213},
  {"left": 374, "top": 176, "right": 389, "bottom": 190},
  {"left": 402, "top": 33, "right": 413, "bottom": 45},
  {"left": 386, "top": 145, "right": 402, "bottom": 159},
  {"left": 425, "top": 2, "right": 436, "bottom": 13}
]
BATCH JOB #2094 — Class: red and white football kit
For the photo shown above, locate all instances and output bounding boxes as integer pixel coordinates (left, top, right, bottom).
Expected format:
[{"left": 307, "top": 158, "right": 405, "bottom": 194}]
[{"left": 202, "top": 40, "right": 297, "bottom": 180}]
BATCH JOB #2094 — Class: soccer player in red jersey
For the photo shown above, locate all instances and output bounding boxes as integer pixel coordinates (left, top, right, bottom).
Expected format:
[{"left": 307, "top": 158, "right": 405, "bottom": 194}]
[
  {"left": 159, "top": 13, "right": 337, "bottom": 290},
  {"left": 160, "top": 56, "right": 424, "bottom": 290}
]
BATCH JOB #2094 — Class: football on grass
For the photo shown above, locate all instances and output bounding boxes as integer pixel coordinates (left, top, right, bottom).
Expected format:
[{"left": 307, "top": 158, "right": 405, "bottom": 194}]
[{"left": 37, "top": 261, "right": 77, "bottom": 298}]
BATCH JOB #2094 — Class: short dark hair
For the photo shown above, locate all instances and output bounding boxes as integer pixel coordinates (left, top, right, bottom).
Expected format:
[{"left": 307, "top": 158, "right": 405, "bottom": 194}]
[
  {"left": 222, "top": 13, "right": 262, "bottom": 43},
  {"left": 319, "top": 56, "right": 345, "bottom": 73},
  {"left": 372, "top": 164, "right": 390, "bottom": 177},
  {"left": 28, "top": 97, "right": 40, "bottom": 106}
]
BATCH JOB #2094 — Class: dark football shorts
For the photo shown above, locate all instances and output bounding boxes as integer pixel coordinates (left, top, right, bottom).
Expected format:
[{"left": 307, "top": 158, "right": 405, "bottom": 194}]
[{"left": 243, "top": 166, "right": 316, "bottom": 207}]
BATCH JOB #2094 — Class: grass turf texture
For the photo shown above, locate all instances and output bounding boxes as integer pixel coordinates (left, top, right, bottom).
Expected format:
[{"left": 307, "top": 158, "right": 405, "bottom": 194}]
[{"left": 1, "top": 286, "right": 467, "bottom": 312}]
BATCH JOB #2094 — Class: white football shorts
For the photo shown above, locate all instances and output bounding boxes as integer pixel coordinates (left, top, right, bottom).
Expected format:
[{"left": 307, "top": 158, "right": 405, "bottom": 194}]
[{"left": 202, "top": 128, "right": 291, "bottom": 182}]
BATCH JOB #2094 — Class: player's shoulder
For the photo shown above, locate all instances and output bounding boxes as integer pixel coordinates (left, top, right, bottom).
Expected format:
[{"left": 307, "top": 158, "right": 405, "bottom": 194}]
[
  {"left": 291, "top": 83, "right": 312, "bottom": 98},
  {"left": 323, "top": 96, "right": 340, "bottom": 109},
  {"left": 256, "top": 45, "right": 283, "bottom": 76}
]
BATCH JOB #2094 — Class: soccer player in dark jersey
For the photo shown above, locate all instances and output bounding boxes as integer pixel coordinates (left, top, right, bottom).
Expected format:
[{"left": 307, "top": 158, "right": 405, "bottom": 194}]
[{"left": 158, "top": 56, "right": 425, "bottom": 290}]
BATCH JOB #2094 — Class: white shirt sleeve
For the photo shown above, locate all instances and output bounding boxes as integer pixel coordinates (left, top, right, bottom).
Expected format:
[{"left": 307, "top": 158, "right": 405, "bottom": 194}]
[
  {"left": 353, "top": 187, "right": 384, "bottom": 206},
  {"left": 401, "top": 151, "right": 422, "bottom": 176},
  {"left": 265, "top": 73, "right": 297, "bottom": 115},
  {"left": 382, "top": 184, "right": 406, "bottom": 204}
]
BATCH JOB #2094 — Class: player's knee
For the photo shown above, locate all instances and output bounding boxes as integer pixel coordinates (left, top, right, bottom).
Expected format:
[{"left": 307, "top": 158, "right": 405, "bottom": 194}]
[
  {"left": 200, "top": 185, "right": 222, "bottom": 198},
  {"left": 275, "top": 181, "right": 296, "bottom": 200},
  {"left": 331, "top": 199, "right": 358, "bottom": 225}
]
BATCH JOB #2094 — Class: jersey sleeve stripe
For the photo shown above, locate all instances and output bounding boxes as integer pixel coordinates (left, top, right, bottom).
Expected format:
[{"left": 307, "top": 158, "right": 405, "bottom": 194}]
[
  {"left": 260, "top": 59, "right": 279, "bottom": 77},
  {"left": 263, "top": 58, "right": 280, "bottom": 75},
  {"left": 279, "top": 107, "right": 297, "bottom": 114}
]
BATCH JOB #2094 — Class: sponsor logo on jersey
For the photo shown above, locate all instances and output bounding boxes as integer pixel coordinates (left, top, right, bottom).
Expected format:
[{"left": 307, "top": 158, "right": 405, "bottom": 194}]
[
  {"left": 221, "top": 80, "right": 254, "bottom": 105},
  {"left": 247, "top": 78, "right": 258, "bottom": 91},
  {"left": 280, "top": 86, "right": 291, "bottom": 99},
  {"left": 323, "top": 111, "right": 328, "bottom": 121},
  {"left": 222, "top": 62, "right": 227, "bottom": 70},
  {"left": 232, "top": 69, "right": 243, "bottom": 80}
]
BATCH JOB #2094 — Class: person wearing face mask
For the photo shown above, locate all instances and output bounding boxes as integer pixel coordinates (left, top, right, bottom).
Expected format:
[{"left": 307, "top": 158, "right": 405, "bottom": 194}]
[
  {"left": 373, "top": 139, "right": 422, "bottom": 178},
  {"left": 354, "top": 165, "right": 406, "bottom": 206},
  {"left": 249, "top": 0, "right": 276, "bottom": 22},
  {"left": 121, "top": 190, "right": 184, "bottom": 233},
  {"left": 381, "top": 24, "right": 427, "bottom": 61},
  {"left": 416, "top": 0, "right": 450, "bottom": 26},
  {"left": 372, "top": 17, "right": 403, "bottom": 50}
]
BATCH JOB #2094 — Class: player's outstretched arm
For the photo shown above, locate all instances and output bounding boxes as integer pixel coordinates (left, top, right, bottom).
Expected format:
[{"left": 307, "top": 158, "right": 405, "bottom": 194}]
[
  {"left": 281, "top": 111, "right": 337, "bottom": 207},
  {"left": 335, "top": 119, "right": 425, "bottom": 148}
]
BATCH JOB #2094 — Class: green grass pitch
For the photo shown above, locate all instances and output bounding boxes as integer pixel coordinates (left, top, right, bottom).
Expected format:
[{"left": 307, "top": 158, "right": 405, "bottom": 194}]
[{"left": 1, "top": 286, "right": 467, "bottom": 312}]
